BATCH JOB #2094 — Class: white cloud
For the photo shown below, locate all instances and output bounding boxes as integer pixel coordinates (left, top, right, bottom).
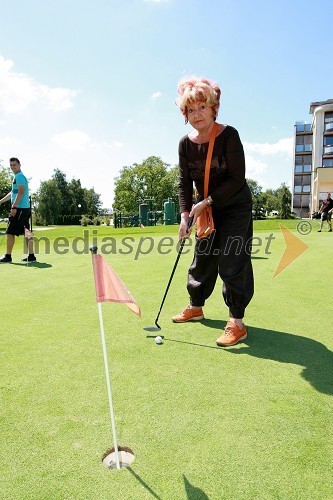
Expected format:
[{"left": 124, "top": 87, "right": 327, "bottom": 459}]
[
  {"left": 245, "top": 154, "right": 267, "bottom": 177},
  {"left": 243, "top": 137, "right": 293, "bottom": 156},
  {"left": 52, "top": 130, "right": 91, "bottom": 152},
  {"left": 151, "top": 91, "right": 162, "bottom": 100},
  {"left": 39, "top": 85, "right": 77, "bottom": 112},
  {"left": 52, "top": 130, "right": 124, "bottom": 153},
  {"left": 0, "top": 54, "right": 77, "bottom": 114},
  {"left": 144, "top": 0, "right": 169, "bottom": 3},
  {"left": 110, "top": 141, "right": 123, "bottom": 149},
  {"left": 0, "top": 136, "right": 21, "bottom": 149}
]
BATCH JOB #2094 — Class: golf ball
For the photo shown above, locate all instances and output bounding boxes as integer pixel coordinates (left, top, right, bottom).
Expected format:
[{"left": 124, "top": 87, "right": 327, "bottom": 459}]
[{"left": 155, "top": 335, "right": 163, "bottom": 345}]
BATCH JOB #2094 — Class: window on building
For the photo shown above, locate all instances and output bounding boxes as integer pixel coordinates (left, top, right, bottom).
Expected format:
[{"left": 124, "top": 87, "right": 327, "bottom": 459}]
[
  {"left": 323, "top": 159, "right": 333, "bottom": 167},
  {"left": 303, "top": 185, "right": 311, "bottom": 192},
  {"left": 295, "top": 156, "right": 312, "bottom": 172},
  {"left": 324, "top": 112, "right": 333, "bottom": 123},
  {"left": 296, "top": 134, "right": 312, "bottom": 152},
  {"left": 296, "top": 122, "right": 312, "bottom": 132},
  {"left": 294, "top": 186, "right": 302, "bottom": 193},
  {"left": 324, "top": 136, "right": 333, "bottom": 154}
]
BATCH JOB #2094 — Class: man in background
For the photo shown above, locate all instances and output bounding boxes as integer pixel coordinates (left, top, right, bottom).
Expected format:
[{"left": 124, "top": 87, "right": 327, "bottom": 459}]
[
  {"left": 0, "top": 157, "right": 36, "bottom": 263},
  {"left": 317, "top": 193, "right": 333, "bottom": 233}
]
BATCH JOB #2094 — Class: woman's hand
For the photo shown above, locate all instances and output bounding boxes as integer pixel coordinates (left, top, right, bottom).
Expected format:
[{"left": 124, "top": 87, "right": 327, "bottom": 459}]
[
  {"left": 189, "top": 199, "right": 208, "bottom": 224},
  {"left": 178, "top": 212, "right": 192, "bottom": 240}
]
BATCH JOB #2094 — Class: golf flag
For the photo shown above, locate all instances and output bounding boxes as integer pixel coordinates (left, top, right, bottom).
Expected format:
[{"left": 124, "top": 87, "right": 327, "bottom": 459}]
[{"left": 92, "top": 253, "right": 141, "bottom": 317}]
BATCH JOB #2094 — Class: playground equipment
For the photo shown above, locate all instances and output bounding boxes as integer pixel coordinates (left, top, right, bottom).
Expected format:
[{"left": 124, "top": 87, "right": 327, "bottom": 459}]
[
  {"left": 163, "top": 198, "right": 175, "bottom": 225},
  {"left": 113, "top": 198, "right": 179, "bottom": 228}
]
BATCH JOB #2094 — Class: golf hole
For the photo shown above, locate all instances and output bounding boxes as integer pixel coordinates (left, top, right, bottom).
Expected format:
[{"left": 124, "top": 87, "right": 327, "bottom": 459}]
[{"left": 102, "top": 446, "right": 135, "bottom": 470}]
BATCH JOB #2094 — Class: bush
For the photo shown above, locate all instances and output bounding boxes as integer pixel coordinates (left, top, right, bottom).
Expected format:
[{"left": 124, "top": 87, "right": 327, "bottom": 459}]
[{"left": 80, "top": 215, "right": 92, "bottom": 226}]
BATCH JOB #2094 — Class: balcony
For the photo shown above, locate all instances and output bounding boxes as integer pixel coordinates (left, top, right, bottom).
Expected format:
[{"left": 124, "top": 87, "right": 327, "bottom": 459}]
[
  {"left": 296, "top": 123, "right": 312, "bottom": 133},
  {"left": 324, "top": 145, "right": 333, "bottom": 155},
  {"left": 324, "top": 123, "right": 333, "bottom": 132}
]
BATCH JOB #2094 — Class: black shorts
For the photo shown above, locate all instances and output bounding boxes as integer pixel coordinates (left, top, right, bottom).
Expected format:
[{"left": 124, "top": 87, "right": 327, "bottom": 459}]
[
  {"left": 321, "top": 212, "right": 332, "bottom": 222},
  {"left": 6, "top": 208, "right": 31, "bottom": 236}
]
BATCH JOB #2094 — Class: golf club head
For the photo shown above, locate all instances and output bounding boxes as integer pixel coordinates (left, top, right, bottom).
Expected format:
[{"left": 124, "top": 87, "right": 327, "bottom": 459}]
[
  {"left": 143, "top": 326, "right": 161, "bottom": 332},
  {"left": 154, "top": 319, "right": 161, "bottom": 330}
]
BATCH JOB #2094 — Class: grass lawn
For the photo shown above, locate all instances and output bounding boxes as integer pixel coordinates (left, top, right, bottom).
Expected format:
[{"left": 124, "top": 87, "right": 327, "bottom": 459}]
[{"left": 0, "top": 220, "right": 332, "bottom": 499}]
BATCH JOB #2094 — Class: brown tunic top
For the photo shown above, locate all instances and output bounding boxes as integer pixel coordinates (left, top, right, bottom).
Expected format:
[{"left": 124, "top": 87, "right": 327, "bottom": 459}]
[{"left": 178, "top": 125, "right": 248, "bottom": 213}]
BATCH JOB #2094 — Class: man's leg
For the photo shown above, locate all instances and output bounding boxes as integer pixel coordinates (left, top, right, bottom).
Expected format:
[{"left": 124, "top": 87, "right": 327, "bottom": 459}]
[
  {"left": 6, "top": 234, "right": 15, "bottom": 254},
  {"left": 0, "top": 233, "right": 15, "bottom": 262},
  {"left": 28, "top": 237, "right": 34, "bottom": 253}
]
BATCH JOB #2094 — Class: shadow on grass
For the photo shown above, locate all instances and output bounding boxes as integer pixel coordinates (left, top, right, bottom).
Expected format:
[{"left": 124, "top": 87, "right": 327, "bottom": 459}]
[
  {"left": 11, "top": 262, "right": 52, "bottom": 268},
  {"left": 147, "top": 321, "right": 333, "bottom": 394},
  {"left": 146, "top": 334, "right": 221, "bottom": 350},
  {"left": 226, "top": 326, "right": 333, "bottom": 395},
  {"left": 127, "top": 467, "right": 162, "bottom": 499},
  {"left": 184, "top": 475, "right": 209, "bottom": 499}
]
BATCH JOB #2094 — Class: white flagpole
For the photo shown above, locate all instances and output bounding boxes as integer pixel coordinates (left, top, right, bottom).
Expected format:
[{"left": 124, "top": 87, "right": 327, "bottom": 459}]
[{"left": 97, "top": 302, "right": 120, "bottom": 469}]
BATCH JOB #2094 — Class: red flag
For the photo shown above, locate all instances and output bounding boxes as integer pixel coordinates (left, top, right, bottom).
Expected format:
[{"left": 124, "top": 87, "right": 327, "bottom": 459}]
[{"left": 92, "top": 254, "right": 141, "bottom": 317}]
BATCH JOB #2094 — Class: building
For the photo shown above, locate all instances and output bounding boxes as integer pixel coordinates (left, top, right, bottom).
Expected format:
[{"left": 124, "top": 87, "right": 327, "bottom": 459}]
[{"left": 292, "top": 99, "right": 333, "bottom": 217}]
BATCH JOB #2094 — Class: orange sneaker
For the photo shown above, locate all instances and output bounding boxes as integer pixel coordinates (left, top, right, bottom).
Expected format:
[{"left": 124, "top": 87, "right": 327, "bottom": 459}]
[
  {"left": 172, "top": 306, "right": 204, "bottom": 323},
  {"left": 216, "top": 321, "right": 247, "bottom": 346}
]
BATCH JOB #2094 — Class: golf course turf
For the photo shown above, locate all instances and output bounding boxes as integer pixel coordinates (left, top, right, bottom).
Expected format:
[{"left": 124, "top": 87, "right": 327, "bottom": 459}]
[{"left": 1, "top": 220, "right": 332, "bottom": 499}]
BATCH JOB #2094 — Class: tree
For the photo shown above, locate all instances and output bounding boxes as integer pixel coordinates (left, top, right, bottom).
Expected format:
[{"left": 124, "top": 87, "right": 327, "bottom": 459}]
[
  {"left": 247, "top": 178, "right": 264, "bottom": 219},
  {"left": 113, "top": 156, "right": 178, "bottom": 214},
  {"left": 277, "top": 183, "right": 292, "bottom": 219},
  {"left": 263, "top": 188, "right": 279, "bottom": 214},
  {"left": 0, "top": 166, "right": 13, "bottom": 217},
  {"left": 84, "top": 187, "right": 102, "bottom": 217},
  {"left": 34, "top": 169, "right": 102, "bottom": 225},
  {"left": 160, "top": 166, "right": 180, "bottom": 212},
  {"left": 36, "top": 179, "right": 62, "bottom": 225}
]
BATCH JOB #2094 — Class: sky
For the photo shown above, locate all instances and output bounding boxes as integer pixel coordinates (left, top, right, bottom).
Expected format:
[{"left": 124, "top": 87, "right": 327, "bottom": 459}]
[{"left": 1, "top": 0, "right": 333, "bottom": 208}]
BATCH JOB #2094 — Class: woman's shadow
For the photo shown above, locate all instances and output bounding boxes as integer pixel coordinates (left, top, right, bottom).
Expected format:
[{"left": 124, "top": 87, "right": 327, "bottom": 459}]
[{"left": 203, "top": 320, "right": 333, "bottom": 395}]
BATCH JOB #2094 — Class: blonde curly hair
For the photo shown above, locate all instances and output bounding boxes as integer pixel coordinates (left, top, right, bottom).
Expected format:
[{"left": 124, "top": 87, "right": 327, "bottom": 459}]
[{"left": 176, "top": 76, "right": 221, "bottom": 124}]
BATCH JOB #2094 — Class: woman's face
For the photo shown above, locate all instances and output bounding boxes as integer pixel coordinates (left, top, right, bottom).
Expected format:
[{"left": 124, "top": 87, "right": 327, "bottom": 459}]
[{"left": 186, "top": 101, "right": 215, "bottom": 131}]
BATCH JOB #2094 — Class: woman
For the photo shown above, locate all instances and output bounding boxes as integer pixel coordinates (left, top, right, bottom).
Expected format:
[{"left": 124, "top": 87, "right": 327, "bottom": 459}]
[{"left": 172, "top": 76, "right": 254, "bottom": 346}]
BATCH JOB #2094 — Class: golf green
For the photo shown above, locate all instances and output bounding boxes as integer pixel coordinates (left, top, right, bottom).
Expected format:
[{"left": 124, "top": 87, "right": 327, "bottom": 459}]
[{"left": 0, "top": 221, "right": 332, "bottom": 499}]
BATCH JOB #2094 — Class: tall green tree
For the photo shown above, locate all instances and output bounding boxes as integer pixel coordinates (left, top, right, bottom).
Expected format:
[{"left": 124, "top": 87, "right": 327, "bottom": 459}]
[
  {"left": 247, "top": 178, "right": 264, "bottom": 219},
  {"left": 36, "top": 179, "right": 62, "bottom": 225},
  {"left": 113, "top": 156, "right": 178, "bottom": 214},
  {"left": 263, "top": 188, "right": 279, "bottom": 214},
  {"left": 35, "top": 169, "right": 102, "bottom": 225},
  {"left": 0, "top": 166, "right": 13, "bottom": 217},
  {"left": 277, "top": 183, "right": 292, "bottom": 219}
]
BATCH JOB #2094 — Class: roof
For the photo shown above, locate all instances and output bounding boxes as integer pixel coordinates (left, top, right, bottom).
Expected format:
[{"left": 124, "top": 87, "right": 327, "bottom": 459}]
[{"left": 309, "top": 99, "right": 333, "bottom": 114}]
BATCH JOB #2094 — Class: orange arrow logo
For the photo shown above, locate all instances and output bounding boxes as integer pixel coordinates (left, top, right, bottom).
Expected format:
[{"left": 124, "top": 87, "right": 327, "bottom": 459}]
[{"left": 273, "top": 224, "right": 309, "bottom": 278}]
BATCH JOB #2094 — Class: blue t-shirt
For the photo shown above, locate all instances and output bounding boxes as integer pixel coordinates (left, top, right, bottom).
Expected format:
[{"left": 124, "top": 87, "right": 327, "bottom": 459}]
[{"left": 11, "top": 171, "right": 30, "bottom": 208}]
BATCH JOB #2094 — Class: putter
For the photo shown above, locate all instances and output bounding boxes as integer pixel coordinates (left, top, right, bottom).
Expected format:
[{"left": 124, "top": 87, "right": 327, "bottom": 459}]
[{"left": 153, "top": 215, "right": 194, "bottom": 330}]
